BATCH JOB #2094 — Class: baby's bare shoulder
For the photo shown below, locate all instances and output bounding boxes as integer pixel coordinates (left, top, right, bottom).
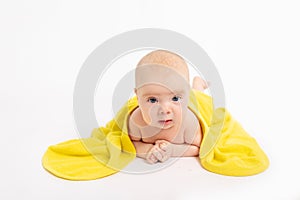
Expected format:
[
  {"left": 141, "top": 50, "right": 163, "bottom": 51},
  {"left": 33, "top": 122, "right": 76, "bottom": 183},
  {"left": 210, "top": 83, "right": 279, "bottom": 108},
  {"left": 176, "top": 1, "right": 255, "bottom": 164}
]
[
  {"left": 183, "top": 109, "right": 201, "bottom": 145},
  {"left": 129, "top": 108, "right": 147, "bottom": 127},
  {"left": 185, "top": 109, "right": 200, "bottom": 127},
  {"left": 128, "top": 108, "right": 143, "bottom": 140}
]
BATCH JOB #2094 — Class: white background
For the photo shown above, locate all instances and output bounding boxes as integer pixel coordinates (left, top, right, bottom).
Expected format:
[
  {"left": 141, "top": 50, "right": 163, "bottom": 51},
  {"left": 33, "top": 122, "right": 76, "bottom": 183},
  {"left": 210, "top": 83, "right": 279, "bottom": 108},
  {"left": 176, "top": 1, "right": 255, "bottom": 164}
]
[{"left": 2, "top": 0, "right": 300, "bottom": 199}]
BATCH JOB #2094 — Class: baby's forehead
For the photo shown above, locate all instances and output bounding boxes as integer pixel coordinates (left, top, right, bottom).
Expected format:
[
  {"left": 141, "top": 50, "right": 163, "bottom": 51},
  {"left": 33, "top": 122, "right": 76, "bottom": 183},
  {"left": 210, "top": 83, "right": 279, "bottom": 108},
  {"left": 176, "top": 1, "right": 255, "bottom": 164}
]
[
  {"left": 135, "top": 64, "right": 190, "bottom": 94},
  {"left": 137, "top": 84, "right": 189, "bottom": 97},
  {"left": 136, "top": 64, "right": 189, "bottom": 82}
]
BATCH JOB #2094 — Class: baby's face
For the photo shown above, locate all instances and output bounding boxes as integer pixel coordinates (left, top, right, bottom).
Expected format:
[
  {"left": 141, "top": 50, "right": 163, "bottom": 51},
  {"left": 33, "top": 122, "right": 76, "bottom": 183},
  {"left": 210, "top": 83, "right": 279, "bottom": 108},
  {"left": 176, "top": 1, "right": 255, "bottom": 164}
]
[{"left": 136, "top": 84, "right": 189, "bottom": 130}]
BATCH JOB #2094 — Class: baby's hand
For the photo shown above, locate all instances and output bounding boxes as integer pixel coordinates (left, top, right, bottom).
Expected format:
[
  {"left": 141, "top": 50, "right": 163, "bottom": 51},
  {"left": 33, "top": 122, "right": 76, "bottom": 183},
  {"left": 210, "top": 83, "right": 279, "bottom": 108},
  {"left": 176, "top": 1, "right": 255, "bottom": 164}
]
[
  {"left": 145, "top": 145, "right": 165, "bottom": 164},
  {"left": 154, "top": 140, "right": 173, "bottom": 162},
  {"left": 146, "top": 140, "right": 174, "bottom": 164}
]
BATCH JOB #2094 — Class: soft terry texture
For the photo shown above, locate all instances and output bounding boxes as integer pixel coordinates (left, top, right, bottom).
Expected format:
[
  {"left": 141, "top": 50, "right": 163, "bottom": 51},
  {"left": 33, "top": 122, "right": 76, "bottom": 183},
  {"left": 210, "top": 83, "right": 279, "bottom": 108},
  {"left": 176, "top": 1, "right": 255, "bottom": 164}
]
[{"left": 42, "top": 90, "right": 269, "bottom": 180}]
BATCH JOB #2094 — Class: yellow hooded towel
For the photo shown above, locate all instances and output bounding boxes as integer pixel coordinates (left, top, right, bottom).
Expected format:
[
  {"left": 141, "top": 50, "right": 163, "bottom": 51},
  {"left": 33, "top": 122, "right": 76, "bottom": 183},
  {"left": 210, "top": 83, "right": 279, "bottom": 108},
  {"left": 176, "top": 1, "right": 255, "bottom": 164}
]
[{"left": 42, "top": 90, "right": 269, "bottom": 180}]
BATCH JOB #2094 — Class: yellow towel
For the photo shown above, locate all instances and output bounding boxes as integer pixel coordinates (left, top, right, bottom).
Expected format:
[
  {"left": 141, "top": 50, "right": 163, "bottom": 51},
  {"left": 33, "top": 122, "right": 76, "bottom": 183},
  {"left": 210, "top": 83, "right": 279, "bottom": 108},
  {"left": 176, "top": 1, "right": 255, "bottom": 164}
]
[{"left": 42, "top": 90, "right": 269, "bottom": 180}]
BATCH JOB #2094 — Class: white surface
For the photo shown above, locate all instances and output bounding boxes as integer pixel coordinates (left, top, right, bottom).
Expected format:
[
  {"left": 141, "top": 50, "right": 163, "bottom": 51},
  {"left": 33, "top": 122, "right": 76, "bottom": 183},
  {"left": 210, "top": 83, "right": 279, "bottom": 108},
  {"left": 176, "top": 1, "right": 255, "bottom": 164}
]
[{"left": 2, "top": 0, "right": 300, "bottom": 199}]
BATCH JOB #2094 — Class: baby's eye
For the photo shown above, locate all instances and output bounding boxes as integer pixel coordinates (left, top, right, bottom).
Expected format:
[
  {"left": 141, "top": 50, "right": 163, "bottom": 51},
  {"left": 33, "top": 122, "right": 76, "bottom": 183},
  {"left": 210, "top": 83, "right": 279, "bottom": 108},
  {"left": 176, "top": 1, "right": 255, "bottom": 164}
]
[
  {"left": 147, "top": 97, "right": 158, "bottom": 103},
  {"left": 172, "top": 96, "right": 181, "bottom": 102}
]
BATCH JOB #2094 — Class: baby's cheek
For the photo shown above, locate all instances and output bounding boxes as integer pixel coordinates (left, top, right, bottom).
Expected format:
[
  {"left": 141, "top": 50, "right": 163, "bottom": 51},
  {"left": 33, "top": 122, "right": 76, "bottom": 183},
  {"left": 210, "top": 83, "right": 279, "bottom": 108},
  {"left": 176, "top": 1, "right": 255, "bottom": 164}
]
[
  {"left": 141, "top": 108, "right": 151, "bottom": 123},
  {"left": 148, "top": 105, "right": 160, "bottom": 118},
  {"left": 141, "top": 105, "right": 158, "bottom": 124},
  {"left": 178, "top": 106, "right": 189, "bottom": 118}
]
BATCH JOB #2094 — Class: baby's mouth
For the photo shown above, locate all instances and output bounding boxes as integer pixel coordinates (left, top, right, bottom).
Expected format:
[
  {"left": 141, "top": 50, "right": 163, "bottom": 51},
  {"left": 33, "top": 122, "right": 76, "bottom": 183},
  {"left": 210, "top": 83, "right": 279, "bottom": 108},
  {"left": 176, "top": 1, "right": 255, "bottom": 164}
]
[{"left": 158, "top": 119, "right": 173, "bottom": 125}]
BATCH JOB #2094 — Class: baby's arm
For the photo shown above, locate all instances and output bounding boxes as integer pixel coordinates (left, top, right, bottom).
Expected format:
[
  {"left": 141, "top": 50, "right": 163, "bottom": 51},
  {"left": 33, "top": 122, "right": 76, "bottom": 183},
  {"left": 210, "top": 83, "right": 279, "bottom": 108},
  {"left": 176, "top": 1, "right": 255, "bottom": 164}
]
[
  {"left": 156, "top": 140, "right": 199, "bottom": 158},
  {"left": 128, "top": 118, "right": 152, "bottom": 159},
  {"left": 131, "top": 139, "right": 153, "bottom": 159},
  {"left": 177, "top": 112, "right": 202, "bottom": 157},
  {"left": 129, "top": 134, "right": 165, "bottom": 164},
  {"left": 128, "top": 116, "right": 165, "bottom": 163},
  {"left": 172, "top": 143, "right": 199, "bottom": 157}
]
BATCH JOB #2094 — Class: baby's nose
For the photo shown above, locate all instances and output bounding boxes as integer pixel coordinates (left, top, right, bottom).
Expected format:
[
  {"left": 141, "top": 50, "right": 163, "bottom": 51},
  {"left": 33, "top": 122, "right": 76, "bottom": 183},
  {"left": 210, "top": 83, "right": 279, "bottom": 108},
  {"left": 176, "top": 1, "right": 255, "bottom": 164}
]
[{"left": 159, "top": 103, "right": 171, "bottom": 115}]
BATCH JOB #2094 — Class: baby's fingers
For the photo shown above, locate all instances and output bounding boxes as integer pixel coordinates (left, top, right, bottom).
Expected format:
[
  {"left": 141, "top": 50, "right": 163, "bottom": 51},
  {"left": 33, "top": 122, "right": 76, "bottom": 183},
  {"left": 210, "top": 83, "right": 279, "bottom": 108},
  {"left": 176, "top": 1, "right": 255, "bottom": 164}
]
[
  {"left": 159, "top": 142, "right": 168, "bottom": 151},
  {"left": 161, "top": 155, "right": 170, "bottom": 162},
  {"left": 146, "top": 153, "right": 157, "bottom": 164},
  {"left": 155, "top": 140, "right": 168, "bottom": 151},
  {"left": 152, "top": 147, "right": 164, "bottom": 161}
]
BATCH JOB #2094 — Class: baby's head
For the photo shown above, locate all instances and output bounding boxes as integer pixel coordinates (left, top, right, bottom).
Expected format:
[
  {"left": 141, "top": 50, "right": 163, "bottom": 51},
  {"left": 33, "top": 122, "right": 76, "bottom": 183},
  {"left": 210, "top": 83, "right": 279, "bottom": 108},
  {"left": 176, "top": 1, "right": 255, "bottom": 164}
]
[
  {"left": 134, "top": 50, "right": 191, "bottom": 129},
  {"left": 136, "top": 50, "right": 190, "bottom": 82}
]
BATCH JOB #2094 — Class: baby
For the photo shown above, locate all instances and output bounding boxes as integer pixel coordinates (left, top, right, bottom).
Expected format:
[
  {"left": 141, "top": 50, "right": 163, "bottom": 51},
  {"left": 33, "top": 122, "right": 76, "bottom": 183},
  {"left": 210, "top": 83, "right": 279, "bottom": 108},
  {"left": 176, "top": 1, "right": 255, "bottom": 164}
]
[{"left": 128, "top": 50, "right": 208, "bottom": 164}]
